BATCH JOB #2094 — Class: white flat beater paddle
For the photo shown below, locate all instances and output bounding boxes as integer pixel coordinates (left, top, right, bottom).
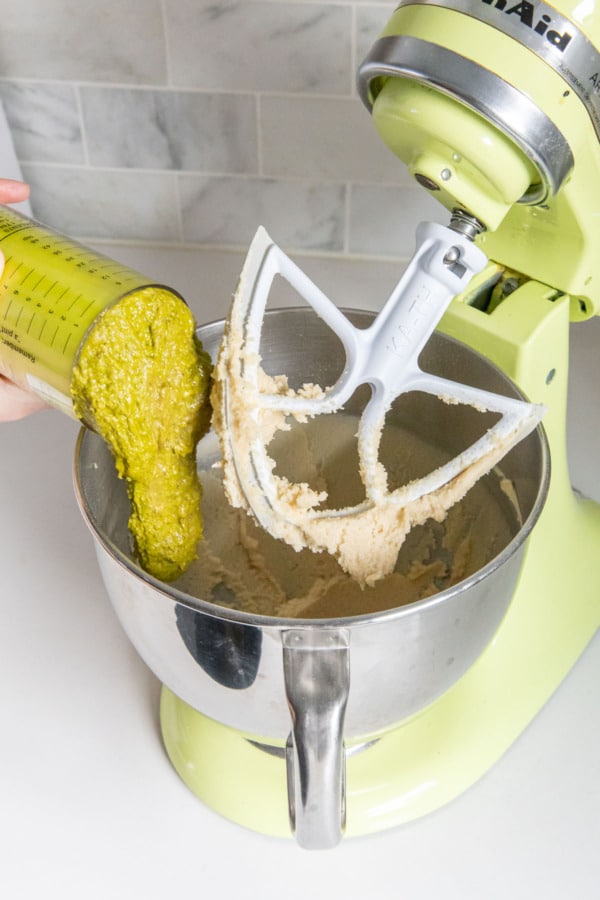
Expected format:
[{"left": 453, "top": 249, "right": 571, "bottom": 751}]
[{"left": 213, "top": 213, "right": 545, "bottom": 586}]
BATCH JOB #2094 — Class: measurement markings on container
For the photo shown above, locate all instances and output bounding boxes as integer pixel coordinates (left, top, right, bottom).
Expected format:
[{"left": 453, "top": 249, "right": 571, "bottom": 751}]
[
  {"left": 67, "top": 293, "right": 81, "bottom": 312},
  {"left": 0, "top": 219, "right": 33, "bottom": 240},
  {"left": 5, "top": 259, "right": 24, "bottom": 282},
  {"left": 47, "top": 283, "right": 74, "bottom": 321},
  {"left": 49, "top": 239, "right": 72, "bottom": 255},
  {"left": 67, "top": 293, "right": 83, "bottom": 314},
  {"left": 79, "top": 299, "right": 96, "bottom": 318},
  {"left": 56, "top": 286, "right": 69, "bottom": 305}
]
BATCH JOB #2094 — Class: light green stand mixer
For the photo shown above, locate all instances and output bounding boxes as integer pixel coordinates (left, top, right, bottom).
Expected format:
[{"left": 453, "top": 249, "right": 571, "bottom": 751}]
[
  {"left": 75, "top": 0, "right": 600, "bottom": 848},
  {"left": 349, "top": 0, "right": 600, "bottom": 830}
]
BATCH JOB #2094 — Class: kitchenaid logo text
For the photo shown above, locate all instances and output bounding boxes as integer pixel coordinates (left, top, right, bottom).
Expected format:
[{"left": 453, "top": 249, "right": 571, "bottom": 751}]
[
  {"left": 396, "top": 0, "right": 600, "bottom": 140},
  {"left": 480, "top": 0, "right": 572, "bottom": 52}
]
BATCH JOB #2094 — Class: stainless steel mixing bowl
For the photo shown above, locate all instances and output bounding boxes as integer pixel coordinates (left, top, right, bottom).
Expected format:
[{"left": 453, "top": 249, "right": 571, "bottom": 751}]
[{"left": 74, "top": 308, "right": 549, "bottom": 849}]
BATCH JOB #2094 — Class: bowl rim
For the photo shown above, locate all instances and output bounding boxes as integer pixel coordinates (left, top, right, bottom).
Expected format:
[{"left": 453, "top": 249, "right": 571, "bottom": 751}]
[{"left": 73, "top": 306, "right": 551, "bottom": 630}]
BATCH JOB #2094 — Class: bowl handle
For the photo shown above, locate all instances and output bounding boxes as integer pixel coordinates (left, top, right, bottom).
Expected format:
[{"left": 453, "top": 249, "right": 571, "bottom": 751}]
[{"left": 282, "top": 628, "right": 350, "bottom": 849}]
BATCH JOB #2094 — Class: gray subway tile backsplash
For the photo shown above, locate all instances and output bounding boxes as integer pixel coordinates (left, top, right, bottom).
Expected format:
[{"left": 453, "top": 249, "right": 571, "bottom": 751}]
[
  {"left": 349, "top": 183, "right": 447, "bottom": 257},
  {"left": 164, "top": 1, "right": 353, "bottom": 94},
  {"left": 0, "top": 1, "right": 439, "bottom": 261},
  {"left": 0, "top": 0, "right": 167, "bottom": 84},
  {"left": 260, "top": 94, "right": 408, "bottom": 183},
  {"left": 21, "top": 164, "right": 181, "bottom": 242},
  {"left": 0, "top": 81, "right": 84, "bottom": 164},
  {"left": 81, "top": 87, "right": 258, "bottom": 173},
  {"left": 180, "top": 173, "right": 345, "bottom": 251}
]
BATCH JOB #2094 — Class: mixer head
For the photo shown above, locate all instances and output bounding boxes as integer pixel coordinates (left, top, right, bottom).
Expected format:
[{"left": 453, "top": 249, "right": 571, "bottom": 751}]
[{"left": 357, "top": 0, "right": 600, "bottom": 320}]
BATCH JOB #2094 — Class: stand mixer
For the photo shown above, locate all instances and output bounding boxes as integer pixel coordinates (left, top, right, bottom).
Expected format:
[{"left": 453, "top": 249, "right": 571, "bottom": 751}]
[{"left": 75, "top": 0, "right": 600, "bottom": 849}]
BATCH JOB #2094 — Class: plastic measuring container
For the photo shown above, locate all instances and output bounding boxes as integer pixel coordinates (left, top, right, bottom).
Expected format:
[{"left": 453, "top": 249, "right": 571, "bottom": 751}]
[{"left": 0, "top": 205, "right": 184, "bottom": 422}]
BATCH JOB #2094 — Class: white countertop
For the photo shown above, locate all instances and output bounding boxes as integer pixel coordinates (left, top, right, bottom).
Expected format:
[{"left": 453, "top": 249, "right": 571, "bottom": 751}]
[{"left": 1, "top": 244, "right": 599, "bottom": 899}]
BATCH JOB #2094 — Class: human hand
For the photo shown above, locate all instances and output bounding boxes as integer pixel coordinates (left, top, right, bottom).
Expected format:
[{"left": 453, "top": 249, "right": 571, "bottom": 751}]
[
  {"left": 0, "top": 178, "right": 29, "bottom": 206},
  {"left": 0, "top": 376, "right": 47, "bottom": 421},
  {"left": 0, "top": 179, "right": 48, "bottom": 421}
]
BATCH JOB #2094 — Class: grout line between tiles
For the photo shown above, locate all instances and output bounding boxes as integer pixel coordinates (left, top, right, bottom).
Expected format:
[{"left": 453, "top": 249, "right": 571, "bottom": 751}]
[{"left": 18, "top": 161, "right": 411, "bottom": 193}]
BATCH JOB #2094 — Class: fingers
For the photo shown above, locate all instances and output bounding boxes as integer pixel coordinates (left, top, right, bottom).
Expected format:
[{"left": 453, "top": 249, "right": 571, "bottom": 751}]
[
  {"left": 0, "top": 376, "right": 48, "bottom": 422},
  {"left": 0, "top": 179, "right": 30, "bottom": 205}
]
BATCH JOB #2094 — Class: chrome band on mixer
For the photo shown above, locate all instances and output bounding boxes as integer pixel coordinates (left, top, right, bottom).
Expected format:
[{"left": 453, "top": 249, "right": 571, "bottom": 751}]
[
  {"left": 358, "top": 35, "right": 574, "bottom": 203},
  {"left": 390, "top": 0, "right": 600, "bottom": 140}
]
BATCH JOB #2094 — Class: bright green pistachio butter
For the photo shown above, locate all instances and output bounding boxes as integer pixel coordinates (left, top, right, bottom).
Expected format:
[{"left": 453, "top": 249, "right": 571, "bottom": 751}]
[{"left": 72, "top": 287, "right": 212, "bottom": 582}]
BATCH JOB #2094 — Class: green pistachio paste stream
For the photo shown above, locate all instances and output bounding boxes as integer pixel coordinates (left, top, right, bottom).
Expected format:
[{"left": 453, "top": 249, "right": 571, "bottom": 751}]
[{"left": 72, "top": 287, "right": 212, "bottom": 582}]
